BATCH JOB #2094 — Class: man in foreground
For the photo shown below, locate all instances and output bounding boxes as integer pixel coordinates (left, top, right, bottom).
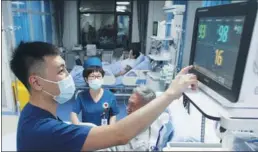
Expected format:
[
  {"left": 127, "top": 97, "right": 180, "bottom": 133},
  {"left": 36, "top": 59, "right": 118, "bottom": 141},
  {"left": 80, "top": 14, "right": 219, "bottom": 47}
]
[{"left": 10, "top": 42, "right": 197, "bottom": 151}]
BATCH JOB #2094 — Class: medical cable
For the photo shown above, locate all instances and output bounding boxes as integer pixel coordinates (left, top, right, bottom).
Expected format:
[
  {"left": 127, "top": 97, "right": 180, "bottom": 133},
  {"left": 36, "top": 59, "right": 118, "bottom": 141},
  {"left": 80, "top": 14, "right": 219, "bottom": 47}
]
[
  {"left": 247, "top": 139, "right": 258, "bottom": 143},
  {"left": 150, "top": 125, "right": 164, "bottom": 151}
]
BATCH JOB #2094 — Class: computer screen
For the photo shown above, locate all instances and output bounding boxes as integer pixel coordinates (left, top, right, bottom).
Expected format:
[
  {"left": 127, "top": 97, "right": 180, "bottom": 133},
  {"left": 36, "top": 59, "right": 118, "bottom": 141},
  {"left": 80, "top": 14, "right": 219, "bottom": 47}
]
[{"left": 193, "top": 16, "right": 245, "bottom": 89}]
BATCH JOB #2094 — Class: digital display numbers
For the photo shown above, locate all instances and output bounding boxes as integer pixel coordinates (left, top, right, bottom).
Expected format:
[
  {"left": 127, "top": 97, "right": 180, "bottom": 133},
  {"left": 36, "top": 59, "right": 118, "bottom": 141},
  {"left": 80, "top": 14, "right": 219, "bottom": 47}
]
[
  {"left": 198, "top": 24, "right": 207, "bottom": 39},
  {"left": 217, "top": 25, "right": 229, "bottom": 43},
  {"left": 193, "top": 16, "right": 245, "bottom": 89},
  {"left": 198, "top": 24, "right": 243, "bottom": 44},
  {"left": 215, "top": 49, "right": 224, "bottom": 66}
]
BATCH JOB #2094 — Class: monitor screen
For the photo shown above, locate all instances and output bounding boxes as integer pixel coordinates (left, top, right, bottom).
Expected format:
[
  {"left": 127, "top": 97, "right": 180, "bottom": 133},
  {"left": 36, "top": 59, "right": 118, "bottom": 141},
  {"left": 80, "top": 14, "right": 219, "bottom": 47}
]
[{"left": 193, "top": 16, "right": 245, "bottom": 89}]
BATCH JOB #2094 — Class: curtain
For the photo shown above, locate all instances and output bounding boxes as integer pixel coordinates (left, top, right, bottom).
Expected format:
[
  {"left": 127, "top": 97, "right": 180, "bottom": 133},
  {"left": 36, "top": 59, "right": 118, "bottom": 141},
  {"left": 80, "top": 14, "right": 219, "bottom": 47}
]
[
  {"left": 45, "top": 15, "right": 53, "bottom": 43},
  {"left": 12, "top": 1, "right": 31, "bottom": 46},
  {"left": 202, "top": 0, "right": 231, "bottom": 7},
  {"left": 44, "top": 0, "right": 53, "bottom": 43},
  {"left": 53, "top": 0, "right": 65, "bottom": 47},
  {"left": 31, "top": 14, "right": 44, "bottom": 41},
  {"left": 137, "top": 0, "right": 149, "bottom": 54},
  {"left": 12, "top": 1, "right": 54, "bottom": 45},
  {"left": 12, "top": 12, "right": 32, "bottom": 46},
  {"left": 29, "top": 1, "right": 44, "bottom": 41}
]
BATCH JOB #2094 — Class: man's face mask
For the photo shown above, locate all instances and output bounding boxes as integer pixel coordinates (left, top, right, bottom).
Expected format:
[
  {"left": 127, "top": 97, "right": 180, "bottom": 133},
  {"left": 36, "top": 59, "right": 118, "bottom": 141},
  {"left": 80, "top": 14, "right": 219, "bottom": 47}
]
[{"left": 38, "top": 75, "right": 76, "bottom": 104}]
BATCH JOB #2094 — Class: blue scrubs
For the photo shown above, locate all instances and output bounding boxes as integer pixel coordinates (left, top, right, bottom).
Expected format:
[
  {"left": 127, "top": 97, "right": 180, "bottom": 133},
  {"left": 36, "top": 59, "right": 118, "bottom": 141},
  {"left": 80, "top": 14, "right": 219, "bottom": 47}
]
[
  {"left": 72, "top": 89, "right": 120, "bottom": 126},
  {"left": 17, "top": 103, "right": 92, "bottom": 151}
]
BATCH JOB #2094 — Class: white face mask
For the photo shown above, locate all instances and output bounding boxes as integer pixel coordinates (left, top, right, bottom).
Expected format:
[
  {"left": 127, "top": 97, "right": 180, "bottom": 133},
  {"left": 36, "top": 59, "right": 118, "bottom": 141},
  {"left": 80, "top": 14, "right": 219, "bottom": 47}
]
[
  {"left": 38, "top": 75, "right": 76, "bottom": 104},
  {"left": 88, "top": 79, "right": 103, "bottom": 90}
]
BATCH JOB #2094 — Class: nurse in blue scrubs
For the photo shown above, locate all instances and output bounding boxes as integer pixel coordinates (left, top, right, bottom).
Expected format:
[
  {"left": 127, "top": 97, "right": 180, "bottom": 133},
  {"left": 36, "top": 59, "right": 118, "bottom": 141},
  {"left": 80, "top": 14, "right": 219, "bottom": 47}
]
[{"left": 70, "top": 57, "right": 119, "bottom": 126}]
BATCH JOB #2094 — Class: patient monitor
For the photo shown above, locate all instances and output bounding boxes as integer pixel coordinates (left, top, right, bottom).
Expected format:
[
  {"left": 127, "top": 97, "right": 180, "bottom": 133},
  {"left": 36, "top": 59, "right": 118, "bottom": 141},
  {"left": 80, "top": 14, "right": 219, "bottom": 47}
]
[{"left": 185, "top": 1, "right": 258, "bottom": 129}]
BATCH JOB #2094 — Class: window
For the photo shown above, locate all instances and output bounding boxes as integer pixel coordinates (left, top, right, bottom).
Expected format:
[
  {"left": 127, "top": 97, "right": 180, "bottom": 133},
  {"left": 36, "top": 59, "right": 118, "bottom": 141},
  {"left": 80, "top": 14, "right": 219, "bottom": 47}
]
[
  {"left": 79, "top": 0, "right": 115, "bottom": 12},
  {"left": 116, "top": 1, "right": 132, "bottom": 12},
  {"left": 117, "top": 15, "right": 130, "bottom": 48},
  {"left": 11, "top": 0, "right": 54, "bottom": 46},
  {"left": 31, "top": 14, "right": 44, "bottom": 42},
  {"left": 45, "top": 15, "right": 53, "bottom": 43},
  {"left": 79, "top": 0, "right": 132, "bottom": 50},
  {"left": 12, "top": 12, "right": 32, "bottom": 44},
  {"left": 11, "top": 1, "right": 28, "bottom": 9},
  {"left": 80, "top": 13, "right": 115, "bottom": 49}
]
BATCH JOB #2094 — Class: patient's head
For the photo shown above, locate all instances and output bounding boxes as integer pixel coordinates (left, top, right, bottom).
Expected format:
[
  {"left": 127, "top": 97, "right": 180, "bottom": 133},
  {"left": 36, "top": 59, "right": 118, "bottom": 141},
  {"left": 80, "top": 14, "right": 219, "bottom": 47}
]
[
  {"left": 129, "top": 49, "right": 140, "bottom": 59},
  {"left": 129, "top": 43, "right": 140, "bottom": 59},
  {"left": 127, "top": 86, "right": 156, "bottom": 115}
]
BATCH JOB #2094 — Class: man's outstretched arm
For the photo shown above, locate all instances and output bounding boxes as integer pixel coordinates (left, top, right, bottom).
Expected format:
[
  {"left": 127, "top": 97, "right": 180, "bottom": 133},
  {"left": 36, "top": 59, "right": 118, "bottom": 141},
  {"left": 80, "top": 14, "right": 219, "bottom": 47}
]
[{"left": 82, "top": 66, "right": 197, "bottom": 151}]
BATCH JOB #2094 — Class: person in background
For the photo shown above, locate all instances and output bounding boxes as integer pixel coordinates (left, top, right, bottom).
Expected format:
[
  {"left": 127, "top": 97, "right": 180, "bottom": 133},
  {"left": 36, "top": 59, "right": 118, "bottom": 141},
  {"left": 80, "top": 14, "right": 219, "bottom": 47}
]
[
  {"left": 10, "top": 41, "right": 197, "bottom": 151},
  {"left": 71, "top": 57, "right": 119, "bottom": 126},
  {"left": 114, "top": 45, "right": 140, "bottom": 77}
]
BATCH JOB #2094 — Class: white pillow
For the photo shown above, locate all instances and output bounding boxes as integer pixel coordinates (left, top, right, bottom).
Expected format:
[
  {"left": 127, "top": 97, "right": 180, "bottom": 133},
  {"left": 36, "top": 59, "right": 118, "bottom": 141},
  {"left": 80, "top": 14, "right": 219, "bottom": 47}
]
[
  {"left": 133, "top": 56, "right": 151, "bottom": 70},
  {"left": 134, "top": 53, "right": 145, "bottom": 66}
]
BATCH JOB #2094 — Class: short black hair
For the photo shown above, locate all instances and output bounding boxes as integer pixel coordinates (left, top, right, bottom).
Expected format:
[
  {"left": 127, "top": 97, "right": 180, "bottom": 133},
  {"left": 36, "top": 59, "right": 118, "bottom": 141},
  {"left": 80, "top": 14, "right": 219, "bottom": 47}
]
[
  {"left": 129, "top": 43, "right": 140, "bottom": 59},
  {"left": 83, "top": 66, "right": 105, "bottom": 79},
  {"left": 10, "top": 41, "right": 60, "bottom": 91}
]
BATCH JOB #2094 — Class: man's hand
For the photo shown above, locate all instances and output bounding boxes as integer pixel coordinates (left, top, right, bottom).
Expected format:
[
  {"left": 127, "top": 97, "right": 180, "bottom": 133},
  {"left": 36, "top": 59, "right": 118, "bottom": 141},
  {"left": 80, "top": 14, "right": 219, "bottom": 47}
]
[
  {"left": 165, "top": 65, "right": 198, "bottom": 99},
  {"left": 115, "top": 66, "right": 132, "bottom": 77}
]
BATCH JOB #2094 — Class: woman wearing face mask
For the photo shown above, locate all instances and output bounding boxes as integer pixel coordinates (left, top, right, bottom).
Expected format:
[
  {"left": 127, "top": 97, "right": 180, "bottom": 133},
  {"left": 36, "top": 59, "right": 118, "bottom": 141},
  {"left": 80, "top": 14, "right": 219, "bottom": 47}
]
[{"left": 71, "top": 57, "right": 119, "bottom": 126}]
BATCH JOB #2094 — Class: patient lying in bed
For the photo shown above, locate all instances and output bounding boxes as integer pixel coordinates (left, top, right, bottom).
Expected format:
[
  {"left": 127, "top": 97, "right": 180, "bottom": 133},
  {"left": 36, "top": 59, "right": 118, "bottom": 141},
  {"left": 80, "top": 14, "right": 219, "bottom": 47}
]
[
  {"left": 112, "top": 47, "right": 141, "bottom": 77},
  {"left": 71, "top": 46, "right": 146, "bottom": 86}
]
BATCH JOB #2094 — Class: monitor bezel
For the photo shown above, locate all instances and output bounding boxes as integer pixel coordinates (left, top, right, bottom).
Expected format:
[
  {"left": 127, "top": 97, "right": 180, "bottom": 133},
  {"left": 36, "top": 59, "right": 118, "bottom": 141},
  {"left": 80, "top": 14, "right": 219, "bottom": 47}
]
[{"left": 189, "top": 1, "right": 257, "bottom": 103}]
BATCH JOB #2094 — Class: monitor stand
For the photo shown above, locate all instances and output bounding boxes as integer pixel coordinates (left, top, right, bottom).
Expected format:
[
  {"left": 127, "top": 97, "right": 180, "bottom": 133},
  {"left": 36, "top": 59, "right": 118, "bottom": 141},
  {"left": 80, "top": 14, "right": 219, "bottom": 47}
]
[{"left": 183, "top": 88, "right": 258, "bottom": 120}]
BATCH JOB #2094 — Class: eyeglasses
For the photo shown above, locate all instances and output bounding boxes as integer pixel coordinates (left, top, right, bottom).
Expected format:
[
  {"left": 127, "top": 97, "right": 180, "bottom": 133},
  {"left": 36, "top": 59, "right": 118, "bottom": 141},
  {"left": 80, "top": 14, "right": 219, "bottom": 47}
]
[{"left": 88, "top": 75, "right": 102, "bottom": 80}]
